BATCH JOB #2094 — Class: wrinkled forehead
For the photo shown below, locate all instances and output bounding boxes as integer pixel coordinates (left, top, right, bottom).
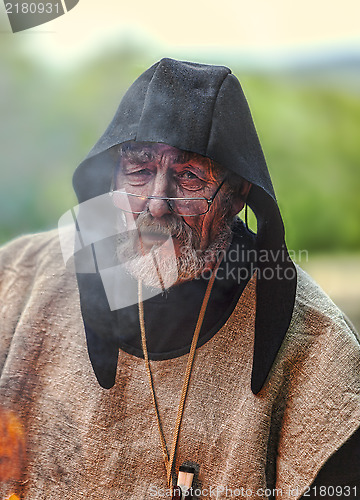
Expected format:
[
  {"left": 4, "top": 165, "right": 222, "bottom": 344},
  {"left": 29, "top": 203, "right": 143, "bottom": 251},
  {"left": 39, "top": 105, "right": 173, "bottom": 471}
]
[{"left": 117, "top": 141, "right": 224, "bottom": 177}]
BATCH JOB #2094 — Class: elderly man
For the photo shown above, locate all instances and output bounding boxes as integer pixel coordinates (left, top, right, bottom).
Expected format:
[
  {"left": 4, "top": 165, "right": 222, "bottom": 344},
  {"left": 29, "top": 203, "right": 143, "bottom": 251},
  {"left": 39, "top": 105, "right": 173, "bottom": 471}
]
[{"left": 0, "top": 58, "right": 359, "bottom": 499}]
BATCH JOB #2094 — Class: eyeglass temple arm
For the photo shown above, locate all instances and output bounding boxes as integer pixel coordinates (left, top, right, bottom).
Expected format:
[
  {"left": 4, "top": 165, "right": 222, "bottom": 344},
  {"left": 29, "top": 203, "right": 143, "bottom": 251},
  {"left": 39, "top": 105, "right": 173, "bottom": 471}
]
[{"left": 209, "top": 177, "right": 227, "bottom": 202}]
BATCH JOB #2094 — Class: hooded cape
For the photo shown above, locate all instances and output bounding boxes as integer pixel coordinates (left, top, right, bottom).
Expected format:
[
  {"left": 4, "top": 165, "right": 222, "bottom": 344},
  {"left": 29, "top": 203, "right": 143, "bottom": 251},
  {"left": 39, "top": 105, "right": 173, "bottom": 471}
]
[{"left": 72, "top": 58, "right": 297, "bottom": 394}]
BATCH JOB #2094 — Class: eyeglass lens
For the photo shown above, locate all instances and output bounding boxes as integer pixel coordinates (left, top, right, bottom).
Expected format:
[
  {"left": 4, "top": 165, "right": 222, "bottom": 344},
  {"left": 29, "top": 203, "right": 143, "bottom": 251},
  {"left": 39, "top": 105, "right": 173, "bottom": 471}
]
[{"left": 112, "top": 191, "right": 209, "bottom": 216}]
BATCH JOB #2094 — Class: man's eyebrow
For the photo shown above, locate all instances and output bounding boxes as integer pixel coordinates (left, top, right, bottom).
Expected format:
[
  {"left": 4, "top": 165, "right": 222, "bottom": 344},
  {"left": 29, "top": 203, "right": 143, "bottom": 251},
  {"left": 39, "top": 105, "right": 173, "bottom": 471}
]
[
  {"left": 170, "top": 152, "right": 190, "bottom": 164},
  {"left": 119, "top": 147, "right": 219, "bottom": 176},
  {"left": 121, "top": 149, "right": 156, "bottom": 164}
]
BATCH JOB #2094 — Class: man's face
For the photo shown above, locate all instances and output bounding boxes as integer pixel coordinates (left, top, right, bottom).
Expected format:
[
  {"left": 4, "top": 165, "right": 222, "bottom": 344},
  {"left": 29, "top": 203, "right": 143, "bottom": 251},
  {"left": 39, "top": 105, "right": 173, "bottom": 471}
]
[{"left": 114, "top": 142, "right": 248, "bottom": 286}]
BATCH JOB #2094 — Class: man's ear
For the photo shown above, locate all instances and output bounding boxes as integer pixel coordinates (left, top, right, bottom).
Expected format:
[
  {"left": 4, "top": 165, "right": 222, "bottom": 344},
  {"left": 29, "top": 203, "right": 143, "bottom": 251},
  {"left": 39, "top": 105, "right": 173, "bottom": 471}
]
[{"left": 232, "top": 181, "right": 252, "bottom": 215}]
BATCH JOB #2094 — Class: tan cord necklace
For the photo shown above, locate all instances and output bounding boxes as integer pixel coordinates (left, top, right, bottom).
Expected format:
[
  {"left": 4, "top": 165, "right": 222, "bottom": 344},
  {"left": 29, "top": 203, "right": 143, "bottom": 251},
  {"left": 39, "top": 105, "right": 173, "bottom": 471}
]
[{"left": 137, "top": 257, "right": 222, "bottom": 488}]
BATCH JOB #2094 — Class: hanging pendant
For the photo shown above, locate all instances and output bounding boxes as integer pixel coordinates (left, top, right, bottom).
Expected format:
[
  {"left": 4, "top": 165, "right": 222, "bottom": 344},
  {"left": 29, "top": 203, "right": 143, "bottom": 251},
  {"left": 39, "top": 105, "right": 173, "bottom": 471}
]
[{"left": 172, "top": 465, "right": 195, "bottom": 499}]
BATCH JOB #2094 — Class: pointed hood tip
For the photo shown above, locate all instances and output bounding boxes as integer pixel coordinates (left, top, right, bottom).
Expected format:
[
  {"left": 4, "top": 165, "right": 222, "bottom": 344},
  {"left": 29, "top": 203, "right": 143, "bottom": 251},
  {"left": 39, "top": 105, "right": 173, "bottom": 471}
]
[{"left": 251, "top": 379, "right": 263, "bottom": 395}]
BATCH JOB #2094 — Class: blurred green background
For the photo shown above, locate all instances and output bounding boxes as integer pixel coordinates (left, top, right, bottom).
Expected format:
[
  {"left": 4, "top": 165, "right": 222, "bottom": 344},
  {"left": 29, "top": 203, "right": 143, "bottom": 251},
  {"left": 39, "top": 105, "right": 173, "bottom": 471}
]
[{"left": 0, "top": 15, "right": 359, "bottom": 329}]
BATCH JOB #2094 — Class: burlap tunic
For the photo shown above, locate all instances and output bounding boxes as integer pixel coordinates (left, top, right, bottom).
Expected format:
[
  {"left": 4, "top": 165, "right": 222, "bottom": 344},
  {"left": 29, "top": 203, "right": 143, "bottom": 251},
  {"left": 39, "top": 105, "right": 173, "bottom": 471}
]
[{"left": 1, "top": 231, "right": 360, "bottom": 499}]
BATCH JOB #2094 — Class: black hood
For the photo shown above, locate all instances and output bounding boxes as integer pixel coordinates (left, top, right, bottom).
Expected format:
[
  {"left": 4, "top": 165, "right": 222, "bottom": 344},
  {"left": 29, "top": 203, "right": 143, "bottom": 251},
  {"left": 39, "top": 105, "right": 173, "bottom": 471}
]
[{"left": 73, "top": 58, "right": 297, "bottom": 394}]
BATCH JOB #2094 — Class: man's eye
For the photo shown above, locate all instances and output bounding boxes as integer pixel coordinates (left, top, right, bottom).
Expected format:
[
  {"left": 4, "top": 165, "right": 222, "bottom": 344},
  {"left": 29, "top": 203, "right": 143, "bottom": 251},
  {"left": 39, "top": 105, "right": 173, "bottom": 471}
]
[
  {"left": 176, "top": 171, "right": 206, "bottom": 191},
  {"left": 179, "top": 171, "right": 199, "bottom": 181},
  {"left": 177, "top": 171, "right": 204, "bottom": 184},
  {"left": 124, "top": 169, "right": 152, "bottom": 184},
  {"left": 126, "top": 168, "right": 150, "bottom": 176}
]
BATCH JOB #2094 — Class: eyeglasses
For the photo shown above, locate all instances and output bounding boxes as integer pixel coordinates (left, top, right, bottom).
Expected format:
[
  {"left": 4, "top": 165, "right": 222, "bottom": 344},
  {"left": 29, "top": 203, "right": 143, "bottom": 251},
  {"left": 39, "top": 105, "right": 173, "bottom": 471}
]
[{"left": 109, "top": 179, "right": 226, "bottom": 217}]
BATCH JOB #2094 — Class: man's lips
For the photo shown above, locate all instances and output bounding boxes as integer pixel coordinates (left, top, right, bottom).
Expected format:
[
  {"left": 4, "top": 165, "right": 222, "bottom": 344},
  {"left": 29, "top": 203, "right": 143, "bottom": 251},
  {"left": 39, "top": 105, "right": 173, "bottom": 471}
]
[{"left": 138, "top": 231, "right": 173, "bottom": 246}]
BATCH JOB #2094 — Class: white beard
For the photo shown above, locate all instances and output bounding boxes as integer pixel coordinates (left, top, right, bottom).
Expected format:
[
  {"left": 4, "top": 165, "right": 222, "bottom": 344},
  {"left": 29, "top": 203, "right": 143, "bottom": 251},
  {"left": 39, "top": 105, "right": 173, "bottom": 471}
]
[{"left": 115, "top": 212, "right": 233, "bottom": 289}]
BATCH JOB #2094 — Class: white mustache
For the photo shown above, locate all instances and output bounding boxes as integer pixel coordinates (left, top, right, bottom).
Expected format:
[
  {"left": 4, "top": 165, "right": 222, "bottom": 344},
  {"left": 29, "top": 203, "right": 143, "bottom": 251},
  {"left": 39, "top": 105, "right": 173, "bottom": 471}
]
[{"left": 133, "top": 212, "right": 198, "bottom": 243}]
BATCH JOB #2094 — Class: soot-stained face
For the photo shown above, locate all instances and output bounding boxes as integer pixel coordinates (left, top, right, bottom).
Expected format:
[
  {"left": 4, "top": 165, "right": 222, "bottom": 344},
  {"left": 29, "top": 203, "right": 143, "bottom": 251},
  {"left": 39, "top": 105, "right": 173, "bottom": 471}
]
[{"left": 112, "top": 142, "right": 250, "bottom": 287}]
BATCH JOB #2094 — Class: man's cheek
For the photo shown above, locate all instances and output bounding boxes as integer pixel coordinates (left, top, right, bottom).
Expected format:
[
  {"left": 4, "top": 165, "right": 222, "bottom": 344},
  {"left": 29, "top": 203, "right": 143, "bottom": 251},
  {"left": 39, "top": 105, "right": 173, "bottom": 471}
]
[{"left": 185, "top": 217, "right": 205, "bottom": 245}]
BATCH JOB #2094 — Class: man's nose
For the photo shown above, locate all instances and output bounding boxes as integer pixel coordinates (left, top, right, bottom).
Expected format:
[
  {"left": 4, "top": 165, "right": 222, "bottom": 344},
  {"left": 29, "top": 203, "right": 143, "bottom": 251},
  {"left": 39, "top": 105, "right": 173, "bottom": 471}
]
[{"left": 147, "top": 176, "right": 172, "bottom": 218}]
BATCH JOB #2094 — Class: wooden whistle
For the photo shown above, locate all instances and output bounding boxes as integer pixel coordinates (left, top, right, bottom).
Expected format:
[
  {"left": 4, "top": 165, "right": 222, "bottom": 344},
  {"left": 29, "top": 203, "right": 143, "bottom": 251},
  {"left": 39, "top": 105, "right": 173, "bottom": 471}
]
[{"left": 176, "top": 465, "right": 195, "bottom": 499}]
